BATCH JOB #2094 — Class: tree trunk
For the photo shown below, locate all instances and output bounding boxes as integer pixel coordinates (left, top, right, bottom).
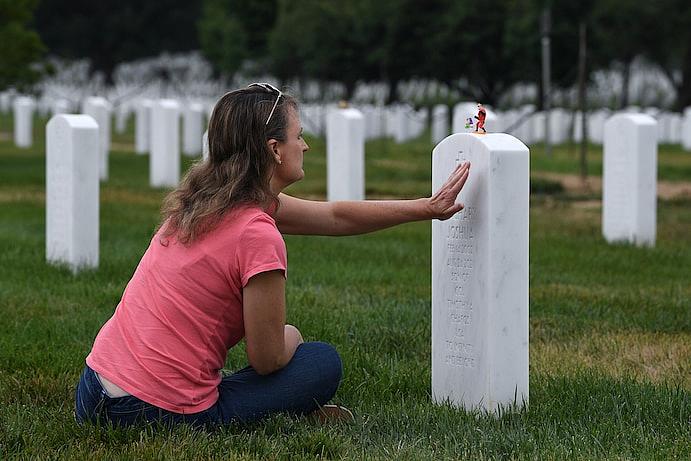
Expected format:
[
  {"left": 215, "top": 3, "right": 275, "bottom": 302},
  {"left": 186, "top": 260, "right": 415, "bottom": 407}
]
[
  {"left": 577, "top": 22, "right": 588, "bottom": 182},
  {"left": 675, "top": 45, "right": 691, "bottom": 111},
  {"left": 386, "top": 78, "right": 399, "bottom": 105},
  {"left": 620, "top": 60, "right": 631, "bottom": 109},
  {"left": 343, "top": 80, "right": 357, "bottom": 102}
]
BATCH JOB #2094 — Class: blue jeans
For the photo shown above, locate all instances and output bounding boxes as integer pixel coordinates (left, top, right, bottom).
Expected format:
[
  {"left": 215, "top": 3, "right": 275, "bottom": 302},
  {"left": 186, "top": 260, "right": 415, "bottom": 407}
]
[{"left": 75, "top": 342, "right": 342, "bottom": 428}]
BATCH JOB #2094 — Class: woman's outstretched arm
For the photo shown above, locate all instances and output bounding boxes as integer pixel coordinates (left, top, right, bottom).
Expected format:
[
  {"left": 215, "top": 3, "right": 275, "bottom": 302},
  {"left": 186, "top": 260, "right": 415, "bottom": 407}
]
[{"left": 275, "top": 161, "right": 470, "bottom": 236}]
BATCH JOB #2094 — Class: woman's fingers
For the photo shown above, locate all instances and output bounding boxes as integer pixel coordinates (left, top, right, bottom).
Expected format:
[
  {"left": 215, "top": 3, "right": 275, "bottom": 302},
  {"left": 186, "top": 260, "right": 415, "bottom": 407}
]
[{"left": 437, "top": 162, "right": 470, "bottom": 195}]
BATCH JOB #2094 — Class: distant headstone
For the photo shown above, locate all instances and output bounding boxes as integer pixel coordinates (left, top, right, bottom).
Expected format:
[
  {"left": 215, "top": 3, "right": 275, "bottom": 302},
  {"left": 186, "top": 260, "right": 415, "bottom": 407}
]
[
  {"left": 82, "top": 97, "right": 112, "bottom": 180},
  {"left": 135, "top": 99, "right": 153, "bottom": 154},
  {"left": 150, "top": 99, "right": 180, "bottom": 188},
  {"left": 202, "top": 130, "right": 209, "bottom": 161},
  {"left": 432, "top": 105, "right": 449, "bottom": 144},
  {"left": 669, "top": 113, "right": 682, "bottom": 144},
  {"left": 388, "top": 105, "right": 409, "bottom": 143},
  {"left": 603, "top": 113, "right": 657, "bottom": 247},
  {"left": 682, "top": 107, "right": 691, "bottom": 151},
  {"left": 588, "top": 110, "right": 610, "bottom": 144},
  {"left": 549, "top": 108, "right": 570, "bottom": 144},
  {"left": 531, "top": 111, "right": 545, "bottom": 142},
  {"left": 572, "top": 111, "right": 584, "bottom": 142},
  {"left": 46, "top": 114, "right": 100, "bottom": 272},
  {"left": 326, "top": 107, "right": 365, "bottom": 201},
  {"left": 0, "top": 91, "right": 12, "bottom": 113},
  {"left": 182, "top": 102, "right": 204, "bottom": 156},
  {"left": 657, "top": 112, "right": 673, "bottom": 143},
  {"left": 51, "top": 99, "right": 71, "bottom": 116},
  {"left": 114, "top": 104, "right": 129, "bottom": 134},
  {"left": 13, "top": 96, "right": 35, "bottom": 148},
  {"left": 432, "top": 133, "right": 529, "bottom": 414}
]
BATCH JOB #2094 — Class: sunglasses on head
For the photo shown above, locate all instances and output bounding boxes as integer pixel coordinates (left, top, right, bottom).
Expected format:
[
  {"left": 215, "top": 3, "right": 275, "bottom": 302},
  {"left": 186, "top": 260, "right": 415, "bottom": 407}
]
[{"left": 247, "top": 82, "right": 283, "bottom": 126}]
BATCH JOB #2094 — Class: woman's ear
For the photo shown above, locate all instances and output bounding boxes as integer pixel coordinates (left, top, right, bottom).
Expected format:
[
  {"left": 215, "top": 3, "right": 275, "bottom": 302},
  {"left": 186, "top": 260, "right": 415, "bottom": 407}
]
[{"left": 267, "top": 139, "right": 282, "bottom": 164}]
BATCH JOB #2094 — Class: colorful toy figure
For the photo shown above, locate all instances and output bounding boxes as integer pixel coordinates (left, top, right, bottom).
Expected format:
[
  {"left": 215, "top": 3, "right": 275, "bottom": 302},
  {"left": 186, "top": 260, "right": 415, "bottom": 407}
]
[
  {"left": 464, "top": 117, "right": 474, "bottom": 129},
  {"left": 474, "top": 103, "right": 487, "bottom": 134}
]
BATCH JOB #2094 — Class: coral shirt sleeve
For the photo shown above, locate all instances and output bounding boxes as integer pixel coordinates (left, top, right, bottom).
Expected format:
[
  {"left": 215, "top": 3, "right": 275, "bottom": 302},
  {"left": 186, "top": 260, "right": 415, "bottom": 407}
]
[{"left": 237, "top": 214, "right": 287, "bottom": 287}]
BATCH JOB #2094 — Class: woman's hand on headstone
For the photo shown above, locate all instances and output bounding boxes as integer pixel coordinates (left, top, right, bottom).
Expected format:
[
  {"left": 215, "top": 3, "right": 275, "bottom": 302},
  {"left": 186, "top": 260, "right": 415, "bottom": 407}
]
[{"left": 428, "top": 161, "right": 471, "bottom": 220}]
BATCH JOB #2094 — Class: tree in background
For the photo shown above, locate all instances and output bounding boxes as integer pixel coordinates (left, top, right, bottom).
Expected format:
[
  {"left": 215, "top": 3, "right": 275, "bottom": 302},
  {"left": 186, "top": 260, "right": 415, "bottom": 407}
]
[
  {"left": 34, "top": 0, "right": 201, "bottom": 84},
  {"left": 198, "top": 0, "right": 277, "bottom": 76},
  {"left": 590, "top": 0, "right": 656, "bottom": 109},
  {"left": 429, "top": 0, "right": 536, "bottom": 107},
  {"left": 0, "top": 0, "right": 45, "bottom": 91},
  {"left": 268, "top": 0, "right": 378, "bottom": 100},
  {"left": 366, "top": 0, "right": 449, "bottom": 104},
  {"left": 640, "top": 0, "right": 691, "bottom": 110}
]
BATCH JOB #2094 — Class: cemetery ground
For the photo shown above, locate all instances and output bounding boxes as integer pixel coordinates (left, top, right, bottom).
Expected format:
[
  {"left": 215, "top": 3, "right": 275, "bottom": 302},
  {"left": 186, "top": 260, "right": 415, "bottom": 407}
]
[{"left": 0, "top": 113, "right": 689, "bottom": 460}]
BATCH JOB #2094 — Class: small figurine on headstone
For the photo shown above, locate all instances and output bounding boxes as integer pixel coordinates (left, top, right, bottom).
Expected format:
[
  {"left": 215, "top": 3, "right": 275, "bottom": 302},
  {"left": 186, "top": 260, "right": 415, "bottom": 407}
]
[
  {"left": 464, "top": 117, "right": 474, "bottom": 129},
  {"left": 474, "top": 103, "right": 487, "bottom": 134}
]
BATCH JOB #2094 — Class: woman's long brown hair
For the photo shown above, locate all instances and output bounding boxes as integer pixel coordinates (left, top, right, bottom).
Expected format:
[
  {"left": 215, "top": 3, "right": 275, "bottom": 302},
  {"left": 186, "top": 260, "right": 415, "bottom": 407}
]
[{"left": 159, "top": 87, "right": 297, "bottom": 244}]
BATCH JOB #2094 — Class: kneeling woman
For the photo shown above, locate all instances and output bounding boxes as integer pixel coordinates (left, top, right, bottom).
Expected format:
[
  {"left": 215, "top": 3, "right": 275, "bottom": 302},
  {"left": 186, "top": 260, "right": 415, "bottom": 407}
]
[{"left": 75, "top": 84, "right": 470, "bottom": 427}]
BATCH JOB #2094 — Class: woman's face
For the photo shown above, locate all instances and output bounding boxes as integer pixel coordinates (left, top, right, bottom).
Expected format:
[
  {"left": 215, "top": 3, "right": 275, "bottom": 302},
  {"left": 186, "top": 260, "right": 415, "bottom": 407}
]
[{"left": 271, "top": 107, "right": 310, "bottom": 191}]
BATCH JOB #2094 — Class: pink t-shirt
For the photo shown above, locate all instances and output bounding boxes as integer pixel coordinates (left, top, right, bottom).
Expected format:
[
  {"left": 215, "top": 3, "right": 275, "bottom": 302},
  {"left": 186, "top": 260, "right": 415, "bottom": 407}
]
[{"left": 86, "top": 206, "right": 287, "bottom": 414}]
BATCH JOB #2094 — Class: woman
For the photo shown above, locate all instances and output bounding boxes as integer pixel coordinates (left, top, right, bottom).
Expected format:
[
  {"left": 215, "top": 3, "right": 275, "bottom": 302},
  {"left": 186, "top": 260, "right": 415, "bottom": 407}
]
[{"left": 75, "top": 83, "right": 471, "bottom": 427}]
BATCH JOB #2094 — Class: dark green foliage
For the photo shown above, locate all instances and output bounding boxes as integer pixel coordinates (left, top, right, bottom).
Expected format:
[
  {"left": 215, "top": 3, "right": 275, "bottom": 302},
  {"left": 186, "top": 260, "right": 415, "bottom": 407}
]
[
  {"left": 198, "top": 0, "right": 277, "bottom": 76},
  {"left": 34, "top": 0, "right": 201, "bottom": 83},
  {"left": 0, "top": 0, "right": 45, "bottom": 90}
]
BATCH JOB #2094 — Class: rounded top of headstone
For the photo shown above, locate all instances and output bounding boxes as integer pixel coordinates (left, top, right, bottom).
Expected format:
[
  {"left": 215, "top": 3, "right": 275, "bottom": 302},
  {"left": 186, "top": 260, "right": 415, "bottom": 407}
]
[
  {"left": 14, "top": 96, "right": 35, "bottom": 106},
  {"left": 85, "top": 96, "right": 110, "bottom": 107},
  {"left": 188, "top": 102, "right": 204, "bottom": 111},
  {"left": 435, "top": 132, "right": 528, "bottom": 153},
  {"left": 333, "top": 107, "right": 363, "bottom": 120},
  {"left": 157, "top": 99, "right": 181, "bottom": 109},
  {"left": 47, "top": 114, "right": 99, "bottom": 130},
  {"left": 605, "top": 113, "right": 657, "bottom": 128}
]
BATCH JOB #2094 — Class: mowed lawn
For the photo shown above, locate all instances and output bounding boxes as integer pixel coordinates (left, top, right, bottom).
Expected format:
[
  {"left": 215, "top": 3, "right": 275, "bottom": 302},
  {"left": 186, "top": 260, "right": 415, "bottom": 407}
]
[{"left": 0, "top": 113, "right": 689, "bottom": 460}]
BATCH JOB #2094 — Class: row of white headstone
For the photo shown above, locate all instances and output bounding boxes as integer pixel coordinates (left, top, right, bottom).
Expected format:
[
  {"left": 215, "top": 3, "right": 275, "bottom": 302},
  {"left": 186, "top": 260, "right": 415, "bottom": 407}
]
[
  {"left": 302, "top": 103, "right": 427, "bottom": 143},
  {"left": 10, "top": 92, "right": 691, "bottom": 151},
  {"left": 444, "top": 104, "right": 691, "bottom": 147},
  {"left": 10, "top": 95, "right": 207, "bottom": 159},
  {"left": 46, "top": 110, "right": 656, "bottom": 416}
]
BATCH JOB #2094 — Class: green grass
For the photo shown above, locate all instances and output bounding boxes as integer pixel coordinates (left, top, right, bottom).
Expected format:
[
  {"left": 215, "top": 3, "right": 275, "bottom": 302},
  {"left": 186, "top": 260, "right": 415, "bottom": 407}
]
[{"left": 0, "top": 115, "right": 689, "bottom": 460}]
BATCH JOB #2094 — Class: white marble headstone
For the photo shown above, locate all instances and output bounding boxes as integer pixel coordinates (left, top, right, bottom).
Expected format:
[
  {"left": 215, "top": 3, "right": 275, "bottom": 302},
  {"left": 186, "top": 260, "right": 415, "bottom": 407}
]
[
  {"left": 669, "top": 113, "right": 682, "bottom": 145},
  {"left": 150, "top": 99, "right": 181, "bottom": 188},
  {"left": 549, "top": 108, "right": 570, "bottom": 144},
  {"left": 46, "top": 114, "right": 100, "bottom": 272},
  {"left": 182, "top": 102, "right": 204, "bottom": 156},
  {"left": 432, "top": 133, "right": 529, "bottom": 414},
  {"left": 681, "top": 107, "right": 691, "bottom": 151},
  {"left": 432, "top": 105, "right": 449, "bottom": 145},
  {"left": 13, "top": 96, "right": 35, "bottom": 148},
  {"left": 135, "top": 99, "right": 153, "bottom": 154},
  {"left": 114, "top": 104, "right": 130, "bottom": 134},
  {"left": 202, "top": 130, "right": 209, "bottom": 161},
  {"left": 51, "top": 99, "right": 72, "bottom": 116},
  {"left": 326, "top": 108, "right": 365, "bottom": 201},
  {"left": 587, "top": 110, "right": 610, "bottom": 145},
  {"left": 603, "top": 114, "right": 657, "bottom": 247},
  {"left": 0, "top": 91, "right": 12, "bottom": 113},
  {"left": 82, "top": 97, "right": 112, "bottom": 180},
  {"left": 531, "top": 112, "right": 545, "bottom": 143}
]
